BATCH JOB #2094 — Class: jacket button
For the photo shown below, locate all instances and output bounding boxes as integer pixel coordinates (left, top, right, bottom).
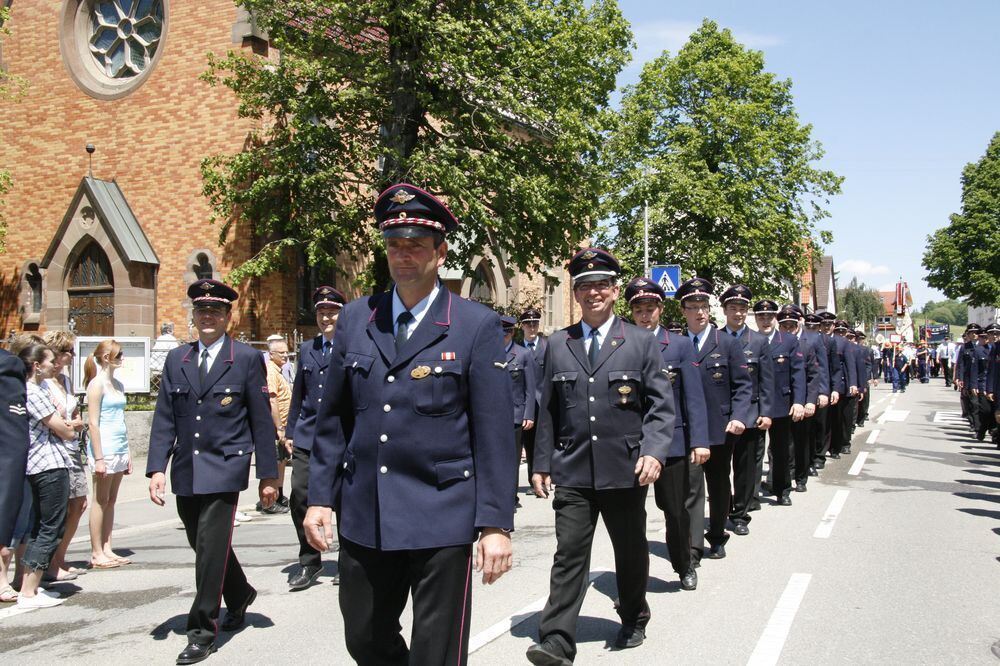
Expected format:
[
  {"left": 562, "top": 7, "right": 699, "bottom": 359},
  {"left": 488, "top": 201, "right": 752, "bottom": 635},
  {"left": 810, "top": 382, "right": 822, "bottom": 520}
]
[
  {"left": 343, "top": 461, "right": 348, "bottom": 468},
  {"left": 591, "top": 435, "right": 598, "bottom": 441},
  {"left": 590, "top": 416, "right": 596, "bottom": 422},
  {"left": 197, "top": 400, "right": 202, "bottom": 405},
  {"left": 317, "top": 398, "right": 322, "bottom": 403},
  {"left": 194, "top": 450, "right": 199, "bottom": 455},
  {"left": 622, "top": 374, "right": 628, "bottom": 380},
  {"left": 463, "top": 470, "right": 470, "bottom": 478},
  {"left": 588, "top": 377, "right": 595, "bottom": 383},
  {"left": 589, "top": 396, "right": 595, "bottom": 402},
  {"left": 380, "top": 466, "right": 388, "bottom": 474},
  {"left": 387, "top": 375, "right": 395, "bottom": 383},
  {"left": 380, "top": 434, "right": 388, "bottom": 443},
  {"left": 225, "top": 388, "right": 231, "bottom": 393},
  {"left": 318, "top": 384, "right": 323, "bottom": 389},
  {"left": 194, "top": 433, "right": 200, "bottom": 438},
  {"left": 383, "top": 404, "right": 391, "bottom": 412},
  {"left": 238, "top": 450, "right": 243, "bottom": 455},
  {"left": 434, "top": 366, "right": 443, "bottom": 374},
  {"left": 320, "top": 370, "right": 324, "bottom": 375},
  {"left": 196, "top": 416, "right": 201, "bottom": 421}
]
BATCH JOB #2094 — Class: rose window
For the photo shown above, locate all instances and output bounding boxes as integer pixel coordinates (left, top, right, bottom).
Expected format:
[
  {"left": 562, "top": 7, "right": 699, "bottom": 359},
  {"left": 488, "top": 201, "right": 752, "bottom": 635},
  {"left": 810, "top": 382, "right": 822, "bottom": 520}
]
[{"left": 88, "top": 0, "right": 164, "bottom": 79}]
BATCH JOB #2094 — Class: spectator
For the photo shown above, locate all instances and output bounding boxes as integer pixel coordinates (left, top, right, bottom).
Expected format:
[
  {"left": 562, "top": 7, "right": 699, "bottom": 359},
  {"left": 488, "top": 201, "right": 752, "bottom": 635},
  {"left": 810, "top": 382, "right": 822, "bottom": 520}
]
[
  {"left": 260, "top": 336, "right": 291, "bottom": 514},
  {"left": 84, "top": 340, "right": 132, "bottom": 569},
  {"left": 19, "top": 342, "right": 76, "bottom": 609},
  {"left": 150, "top": 322, "right": 181, "bottom": 375},
  {"left": 42, "top": 331, "right": 87, "bottom": 582}
]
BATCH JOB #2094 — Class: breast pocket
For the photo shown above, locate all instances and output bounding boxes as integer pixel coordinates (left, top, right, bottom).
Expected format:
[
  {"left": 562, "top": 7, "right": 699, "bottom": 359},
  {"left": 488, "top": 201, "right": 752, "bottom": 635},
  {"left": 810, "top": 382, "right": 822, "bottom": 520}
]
[
  {"left": 169, "top": 384, "right": 191, "bottom": 417},
  {"left": 608, "top": 370, "right": 641, "bottom": 409},
  {"left": 551, "top": 371, "right": 578, "bottom": 409},
  {"left": 708, "top": 362, "right": 730, "bottom": 387},
  {"left": 413, "top": 360, "right": 462, "bottom": 416},
  {"left": 213, "top": 385, "right": 243, "bottom": 414},
  {"left": 345, "top": 353, "right": 375, "bottom": 410},
  {"left": 509, "top": 365, "right": 526, "bottom": 406}
]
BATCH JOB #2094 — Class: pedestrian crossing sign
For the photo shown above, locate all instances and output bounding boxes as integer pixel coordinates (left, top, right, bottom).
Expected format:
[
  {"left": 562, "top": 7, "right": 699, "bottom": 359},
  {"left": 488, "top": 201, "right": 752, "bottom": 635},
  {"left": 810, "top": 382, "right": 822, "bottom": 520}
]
[{"left": 650, "top": 265, "right": 681, "bottom": 297}]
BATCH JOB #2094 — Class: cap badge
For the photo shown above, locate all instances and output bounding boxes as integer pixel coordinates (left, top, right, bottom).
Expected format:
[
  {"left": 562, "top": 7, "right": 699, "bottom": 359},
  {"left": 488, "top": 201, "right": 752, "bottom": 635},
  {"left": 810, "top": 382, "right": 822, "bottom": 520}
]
[
  {"left": 581, "top": 250, "right": 597, "bottom": 260},
  {"left": 390, "top": 190, "right": 416, "bottom": 205},
  {"left": 411, "top": 365, "right": 431, "bottom": 380},
  {"left": 200, "top": 282, "right": 213, "bottom": 291},
  {"left": 320, "top": 288, "right": 331, "bottom": 296}
]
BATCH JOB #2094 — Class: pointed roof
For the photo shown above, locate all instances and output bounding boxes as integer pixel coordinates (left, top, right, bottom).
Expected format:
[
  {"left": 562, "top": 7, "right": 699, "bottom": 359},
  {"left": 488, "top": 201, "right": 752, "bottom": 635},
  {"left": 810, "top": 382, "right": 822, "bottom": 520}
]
[{"left": 40, "top": 177, "right": 158, "bottom": 268}]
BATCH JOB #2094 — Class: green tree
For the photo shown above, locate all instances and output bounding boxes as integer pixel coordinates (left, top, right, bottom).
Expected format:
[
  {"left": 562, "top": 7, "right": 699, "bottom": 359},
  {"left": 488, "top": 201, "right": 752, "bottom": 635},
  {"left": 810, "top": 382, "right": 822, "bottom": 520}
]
[
  {"left": 601, "top": 19, "right": 842, "bottom": 293},
  {"left": 836, "top": 277, "right": 883, "bottom": 330},
  {"left": 201, "top": 0, "right": 632, "bottom": 287},
  {"left": 0, "top": 5, "right": 28, "bottom": 254},
  {"left": 918, "top": 298, "right": 967, "bottom": 326},
  {"left": 923, "top": 132, "right": 1000, "bottom": 307}
]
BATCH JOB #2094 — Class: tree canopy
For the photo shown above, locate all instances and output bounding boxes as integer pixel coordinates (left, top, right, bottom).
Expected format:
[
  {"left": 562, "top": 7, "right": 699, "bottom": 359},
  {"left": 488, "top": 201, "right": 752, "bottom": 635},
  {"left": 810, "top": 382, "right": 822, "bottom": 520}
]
[
  {"left": 922, "top": 132, "right": 1000, "bottom": 307},
  {"left": 201, "top": 0, "right": 632, "bottom": 288},
  {"left": 600, "top": 19, "right": 842, "bottom": 294},
  {"left": 917, "top": 298, "right": 967, "bottom": 326},
  {"left": 836, "top": 277, "right": 883, "bottom": 329}
]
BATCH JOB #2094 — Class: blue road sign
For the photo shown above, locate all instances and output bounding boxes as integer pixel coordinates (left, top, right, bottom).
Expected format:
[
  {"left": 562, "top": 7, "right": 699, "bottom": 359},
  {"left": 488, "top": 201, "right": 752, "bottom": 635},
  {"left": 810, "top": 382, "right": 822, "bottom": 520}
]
[{"left": 650, "top": 265, "right": 681, "bottom": 297}]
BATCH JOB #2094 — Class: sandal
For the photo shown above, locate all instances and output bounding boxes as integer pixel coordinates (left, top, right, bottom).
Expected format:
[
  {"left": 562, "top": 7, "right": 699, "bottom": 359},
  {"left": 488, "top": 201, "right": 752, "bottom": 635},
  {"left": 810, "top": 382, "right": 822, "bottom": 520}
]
[
  {"left": 112, "top": 556, "right": 132, "bottom": 565},
  {"left": 90, "top": 560, "right": 121, "bottom": 570},
  {"left": 0, "top": 585, "right": 18, "bottom": 602}
]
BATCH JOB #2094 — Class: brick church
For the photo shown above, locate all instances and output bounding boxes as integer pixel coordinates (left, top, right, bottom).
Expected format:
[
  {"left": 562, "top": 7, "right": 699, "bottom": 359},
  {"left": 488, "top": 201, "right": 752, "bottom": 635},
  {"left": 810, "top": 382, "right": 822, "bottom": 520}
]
[{"left": 0, "top": 1, "right": 573, "bottom": 344}]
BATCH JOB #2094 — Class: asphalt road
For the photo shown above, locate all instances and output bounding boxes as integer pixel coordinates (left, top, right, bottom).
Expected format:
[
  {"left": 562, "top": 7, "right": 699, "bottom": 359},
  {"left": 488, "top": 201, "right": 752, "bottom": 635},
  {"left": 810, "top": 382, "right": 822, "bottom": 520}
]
[{"left": 2, "top": 380, "right": 998, "bottom": 665}]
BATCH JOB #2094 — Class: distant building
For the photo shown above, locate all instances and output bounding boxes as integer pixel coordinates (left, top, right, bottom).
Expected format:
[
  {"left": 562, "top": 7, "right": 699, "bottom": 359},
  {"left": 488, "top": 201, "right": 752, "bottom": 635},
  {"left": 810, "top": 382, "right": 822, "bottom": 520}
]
[
  {"left": 876, "top": 280, "right": 914, "bottom": 342},
  {"left": 794, "top": 252, "right": 837, "bottom": 314},
  {"left": 967, "top": 305, "right": 1000, "bottom": 327}
]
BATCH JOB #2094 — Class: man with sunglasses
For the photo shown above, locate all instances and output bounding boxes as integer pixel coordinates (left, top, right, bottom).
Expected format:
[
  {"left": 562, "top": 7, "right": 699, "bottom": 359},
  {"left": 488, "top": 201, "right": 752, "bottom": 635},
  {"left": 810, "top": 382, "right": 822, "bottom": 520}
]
[
  {"left": 527, "top": 249, "right": 674, "bottom": 662},
  {"left": 147, "top": 279, "right": 280, "bottom": 665}
]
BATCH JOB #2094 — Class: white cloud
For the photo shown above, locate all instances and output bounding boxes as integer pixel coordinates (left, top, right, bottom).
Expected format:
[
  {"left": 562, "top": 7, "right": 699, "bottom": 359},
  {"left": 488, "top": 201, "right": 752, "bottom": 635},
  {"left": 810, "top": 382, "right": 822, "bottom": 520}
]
[
  {"left": 839, "top": 259, "right": 891, "bottom": 277},
  {"left": 878, "top": 282, "right": 898, "bottom": 292}
]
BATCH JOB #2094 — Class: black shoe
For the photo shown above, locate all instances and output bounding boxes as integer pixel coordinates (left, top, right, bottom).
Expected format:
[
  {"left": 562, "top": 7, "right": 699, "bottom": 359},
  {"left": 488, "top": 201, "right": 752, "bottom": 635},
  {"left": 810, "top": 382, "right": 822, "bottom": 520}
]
[
  {"left": 795, "top": 483, "right": 807, "bottom": 493},
  {"left": 277, "top": 495, "right": 290, "bottom": 507},
  {"left": 526, "top": 641, "right": 572, "bottom": 666},
  {"left": 613, "top": 625, "right": 645, "bottom": 649},
  {"left": 176, "top": 642, "right": 215, "bottom": 665},
  {"left": 514, "top": 498, "right": 522, "bottom": 509},
  {"left": 760, "top": 481, "right": 772, "bottom": 496},
  {"left": 733, "top": 521, "right": 749, "bottom": 536},
  {"left": 220, "top": 588, "right": 256, "bottom": 631},
  {"left": 778, "top": 495, "right": 793, "bottom": 506},
  {"left": 828, "top": 452, "right": 841, "bottom": 460},
  {"left": 977, "top": 430, "right": 987, "bottom": 442},
  {"left": 808, "top": 466, "right": 818, "bottom": 477},
  {"left": 680, "top": 568, "right": 698, "bottom": 590},
  {"left": 288, "top": 565, "right": 322, "bottom": 591},
  {"left": 261, "top": 502, "right": 290, "bottom": 514},
  {"left": 843, "top": 447, "right": 852, "bottom": 455},
  {"left": 706, "top": 544, "right": 726, "bottom": 559},
  {"left": 331, "top": 571, "right": 340, "bottom": 585},
  {"left": 815, "top": 460, "right": 826, "bottom": 470}
]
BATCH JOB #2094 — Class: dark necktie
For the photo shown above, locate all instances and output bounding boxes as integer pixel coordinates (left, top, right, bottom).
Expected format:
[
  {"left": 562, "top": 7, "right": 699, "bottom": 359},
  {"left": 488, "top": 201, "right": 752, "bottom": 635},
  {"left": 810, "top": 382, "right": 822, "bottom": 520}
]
[
  {"left": 527, "top": 341, "right": 535, "bottom": 350},
  {"left": 199, "top": 349, "right": 209, "bottom": 384},
  {"left": 588, "top": 329, "right": 600, "bottom": 367},
  {"left": 396, "top": 311, "right": 414, "bottom": 352},
  {"left": 732, "top": 330, "right": 738, "bottom": 337},
  {"left": 323, "top": 340, "right": 332, "bottom": 357},
  {"left": 692, "top": 333, "right": 700, "bottom": 350}
]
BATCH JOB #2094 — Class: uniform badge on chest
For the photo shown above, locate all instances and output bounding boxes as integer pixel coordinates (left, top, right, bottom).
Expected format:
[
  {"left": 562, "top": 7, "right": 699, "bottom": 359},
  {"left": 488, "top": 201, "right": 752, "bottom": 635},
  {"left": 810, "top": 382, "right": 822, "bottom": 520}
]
[
  {"left": 221, "top": 396, "right": 233, "bottom": 406},
  {"left": 712, "top": 371, "right": 723, "bottom": 380},
  {"left": 411, "top": 365, "right": 431, "bottom": 379},
  {"left": 618, "top": 385, "right": 632, "bottom": 404}
]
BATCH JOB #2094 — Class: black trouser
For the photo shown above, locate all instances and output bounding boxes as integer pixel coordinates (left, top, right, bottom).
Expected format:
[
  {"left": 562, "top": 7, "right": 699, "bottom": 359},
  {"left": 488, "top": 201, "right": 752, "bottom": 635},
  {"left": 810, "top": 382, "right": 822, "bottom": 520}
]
[
  {"left": 975, "top": 393, "right": 993, "bottom": 439},
  {"left": 857, "top": 387, "right": 871, "bottom": 424},
  {"left": 831, "top": 396, "right": 855, "bottom": 455},
  {"left": 522, "top": 420, "right": 536, "bottom": 481},
  {"left": 176, "top": 492, "right": 252, "bottom": 645},
  {"left": 730, "top": 428, "right": 763, "bottom": 524},
  {"left": 538, "top": 486, "right": 651, "bottom": 661},
  {"left": 961, "top": 388, "right": 972, "bottom": 420},
  {"left": 686, "top": 460, "right": 706, "bottom": 563},
  {"left": 290, "top": 446, "right": 321, "bottom": 569},
  {"left": 513, "top": 425, "right": 524, "bottom": 496},
  {"left": 23, "top": 468, "right": 69, "bottom": 571},
  {"left": 813, "top": 405, "right": 830, "bottom": 466},
  {"left": 941, "top": 359, "right": 950, "bottom": 386},
  {"left": 792, "top": 415, "right": 814, "bottom": 486},
  {"left": 339, "top": 538, "right": 473, "bottom": 666},
  {"left": 767, "top": 417, "right": 793, "bottom": 499},
  {"left": 653, "top": 456, "right": 691, "bottom": 576},
  {"left": 699, "top": 436, "right": 735, "bottom": 548}
]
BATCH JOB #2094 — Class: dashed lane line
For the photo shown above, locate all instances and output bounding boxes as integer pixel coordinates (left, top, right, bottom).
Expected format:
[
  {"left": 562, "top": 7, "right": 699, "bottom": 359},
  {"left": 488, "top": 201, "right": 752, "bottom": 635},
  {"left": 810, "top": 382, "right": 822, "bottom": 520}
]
[
  {"left": 813, "top": 490, "right": 850, "bottom": 539},
  {"left": 865, "top": 429, "right": 880, "bottom": 444},
  {"left": 468, "top": 568, "right": 611, "bottom": 653},
  {"left": 746, "top": 573, "right": 813, "bottom": 666},
  {"left": 877, "top": 409, "right": 909, "bottom": 424},
  {"left": 848, "top": 452, "right": 869, "bottom": 476}
]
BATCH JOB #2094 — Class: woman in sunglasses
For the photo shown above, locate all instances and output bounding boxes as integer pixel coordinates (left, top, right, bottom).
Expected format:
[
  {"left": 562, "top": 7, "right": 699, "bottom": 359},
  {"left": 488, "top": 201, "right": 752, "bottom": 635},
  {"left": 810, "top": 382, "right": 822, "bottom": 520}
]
[{"left": 83, "top": 340, "right": 132, "bottom": 569}]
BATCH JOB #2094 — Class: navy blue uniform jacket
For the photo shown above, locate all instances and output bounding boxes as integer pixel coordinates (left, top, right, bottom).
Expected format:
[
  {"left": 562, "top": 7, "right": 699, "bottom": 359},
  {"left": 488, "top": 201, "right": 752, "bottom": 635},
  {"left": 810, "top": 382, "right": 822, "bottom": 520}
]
[
  {"left": 534, "top": 318, "right": 674, "bottom": 489},
  {"left": 147, "top": 336, "right": 279, "bottom": 496},
  {"left": 526, "top": 336, "right": 548, "bottom": 405},
  {"left": 828, "top": 335, "right": 856, "bottom": 394},
  {"left": 0, "top": 350, "right": 28, "bottom": 545},
  {"left": 764, "top": 331, "right": 807, "bottom": 417},
  {"left": 656, "top": 328, "right": 710, "bottom": 457},
  {"left": 734, "top": 327, "right": 774, "bottom": 425},
  {"left": 506, "top": 343, "right": 537, "bottom": 425},
  {"left": 286, "top": 335, "right": 333, "bottom": 452},
  {"left": 798, "top": 330, "right": 829, "bottom": 404},
  {"left": 308, "top": 289, "right": 516, "bottom": 551},
  {"left": 689, "top": 326, "right": 753, "bottom": 445}
]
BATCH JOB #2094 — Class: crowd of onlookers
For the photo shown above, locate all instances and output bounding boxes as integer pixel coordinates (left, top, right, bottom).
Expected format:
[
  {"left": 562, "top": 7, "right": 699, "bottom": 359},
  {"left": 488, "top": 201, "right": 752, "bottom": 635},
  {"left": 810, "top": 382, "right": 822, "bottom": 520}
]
[{"left": 1, "top": 333, "right": 132, "bottom": 609}]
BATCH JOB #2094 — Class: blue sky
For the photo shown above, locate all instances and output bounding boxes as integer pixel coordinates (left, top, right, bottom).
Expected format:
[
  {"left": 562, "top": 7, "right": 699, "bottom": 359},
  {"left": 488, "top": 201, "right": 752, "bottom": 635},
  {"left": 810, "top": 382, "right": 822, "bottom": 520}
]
[{"left": 613, "top": 0, "right": 1000, "bottom": 308}]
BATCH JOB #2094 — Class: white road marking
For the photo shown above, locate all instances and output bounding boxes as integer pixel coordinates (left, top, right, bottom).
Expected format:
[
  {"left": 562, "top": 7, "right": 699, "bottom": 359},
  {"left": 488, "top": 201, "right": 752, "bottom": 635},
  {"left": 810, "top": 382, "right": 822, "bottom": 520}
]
[
  {"left": 877, "top": 409, "right": 909, "bottom": 424},
  {"left": 0, "top": 606, "right": 36, "bottom": 620},
  {"left": 814, "top": 490, "right": 850, "bottom": 539},
  {"left": 866, "top": 429, "right": 880, "bottom": 444},
  {"left": 848, "top": 452, "right": 869, "bottom": 476},
  {"left": 468, "top": 568, "right": 611, "bottom": 653},
  {"left": 933, "top": 410, "right": 966, "bottom": 424},
  {"left": 746, "top": 573, "right": 813, "bottom": 666}
]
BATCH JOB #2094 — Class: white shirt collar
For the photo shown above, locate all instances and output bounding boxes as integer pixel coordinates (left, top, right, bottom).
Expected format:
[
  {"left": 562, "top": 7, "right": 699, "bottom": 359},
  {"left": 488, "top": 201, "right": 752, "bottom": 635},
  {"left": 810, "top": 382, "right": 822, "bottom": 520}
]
[
  {"left": 688, "top": 323, "right": 713, "bottom": 351},
  {"left": 392, "top": 282, "right": 441, "bottom": 335},
  {"left": 725, "top": 324, "right": 745, "bottom": 338},
  {"left": 197, "top": 334, "right": 227, "bottom": 371},
  {"left": 581, "top": 315, "right": 615, "bottom": 344}
]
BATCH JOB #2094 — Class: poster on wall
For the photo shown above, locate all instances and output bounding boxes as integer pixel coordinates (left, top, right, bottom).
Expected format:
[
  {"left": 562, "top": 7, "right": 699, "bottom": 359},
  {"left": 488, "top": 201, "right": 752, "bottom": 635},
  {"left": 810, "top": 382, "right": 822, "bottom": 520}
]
[{"left": 73, "top": 337, "right": 151, "bottom": 394}]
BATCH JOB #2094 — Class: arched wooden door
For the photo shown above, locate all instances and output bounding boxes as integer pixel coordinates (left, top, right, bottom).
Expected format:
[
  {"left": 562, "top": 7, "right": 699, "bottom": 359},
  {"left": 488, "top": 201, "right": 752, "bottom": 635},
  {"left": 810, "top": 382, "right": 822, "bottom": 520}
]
[{"left": 67, "top": 242, "right": 115, "bottom": 336}]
